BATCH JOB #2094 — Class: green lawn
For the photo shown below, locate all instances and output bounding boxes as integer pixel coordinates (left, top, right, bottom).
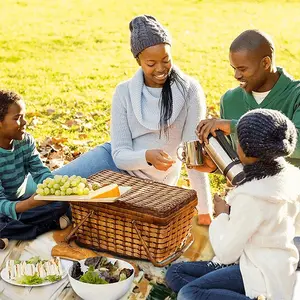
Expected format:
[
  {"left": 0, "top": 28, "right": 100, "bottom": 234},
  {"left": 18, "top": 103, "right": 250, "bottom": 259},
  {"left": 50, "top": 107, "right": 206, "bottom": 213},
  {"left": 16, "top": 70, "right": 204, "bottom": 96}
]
[{"left": 1, "top": 0, "right": 300, "bottom": 188}]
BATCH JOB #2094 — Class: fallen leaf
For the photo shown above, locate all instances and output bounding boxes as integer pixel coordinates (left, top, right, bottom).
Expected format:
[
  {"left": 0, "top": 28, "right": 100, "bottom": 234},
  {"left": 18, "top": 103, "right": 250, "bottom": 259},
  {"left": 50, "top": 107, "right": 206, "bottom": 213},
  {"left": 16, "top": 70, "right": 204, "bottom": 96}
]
[
  {"left": 26, "top": 112, "right": 42, "bottom": 118},
  {"left": 52, "top": 137, "right": 69, "bottom": 144},
  {"left": 47, "top": 108, "right": 56, "bottom": 115},
  {"left": 65, "top": 119, "right": 81, "bottom": 127},
  {"left": 70, "top": 151, "right": 82, "bottom": 159},
  {"left": 48, "top": 151, "right": 64, "bottom": 160},
  {"left": 40, "top": 137, "right": 53, "bottom": 147},
  {"left": 50, "top": 144, "right": 63, "bottom": 151},
  {"left": 37, "top": 136, "right": 85, "bottom": 170},
  {"left": 74, "top": 112, "right": 84, "bottom": 118},
  {"left": 48, "top": 158, "right": 65, "bottom": 169},
  {"left": 39, "top": 148, "right": 51, "bottom": 157},
  {"left": 79, "top": 134, "right": 88, "bottom": 139}
]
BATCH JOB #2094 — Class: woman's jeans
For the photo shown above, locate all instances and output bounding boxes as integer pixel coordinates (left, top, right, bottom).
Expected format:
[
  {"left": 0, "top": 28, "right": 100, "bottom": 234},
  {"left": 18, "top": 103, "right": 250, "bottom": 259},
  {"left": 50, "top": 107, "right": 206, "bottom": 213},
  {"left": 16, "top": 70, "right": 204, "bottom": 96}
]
[
  {"left": 53, "top": 142, "right": 123, "bottom": 177},
  {"left": 165, "top": 261, "right": 252, "bottom": 300}
]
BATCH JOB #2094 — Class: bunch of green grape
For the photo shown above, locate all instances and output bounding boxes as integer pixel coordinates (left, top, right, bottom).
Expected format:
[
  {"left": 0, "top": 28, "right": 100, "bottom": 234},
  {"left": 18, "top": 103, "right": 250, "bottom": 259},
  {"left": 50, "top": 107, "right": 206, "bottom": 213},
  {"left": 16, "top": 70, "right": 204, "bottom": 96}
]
[{"left": 36, "top": 175, "right": 92, "bottom": 196}]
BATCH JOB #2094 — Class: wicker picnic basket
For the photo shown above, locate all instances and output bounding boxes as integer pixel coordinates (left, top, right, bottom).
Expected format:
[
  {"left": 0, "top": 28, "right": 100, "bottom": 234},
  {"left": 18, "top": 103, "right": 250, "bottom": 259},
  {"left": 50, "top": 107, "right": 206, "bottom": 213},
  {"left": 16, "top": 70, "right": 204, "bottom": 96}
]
[{"left": 67, "top": 170, "right": 197, "bottom": 267}]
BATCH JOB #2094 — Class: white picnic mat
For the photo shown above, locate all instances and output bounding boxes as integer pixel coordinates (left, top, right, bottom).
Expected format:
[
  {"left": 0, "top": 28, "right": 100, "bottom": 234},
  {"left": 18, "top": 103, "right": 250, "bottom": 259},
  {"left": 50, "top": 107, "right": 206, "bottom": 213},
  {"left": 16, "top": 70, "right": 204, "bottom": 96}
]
[
  {"left": 0, "top": 230, "right": 166, "bottom": 300},
  {"left": 0, "top": 224, "right": 299, "bottom": 300},
  {"left": 0, "top": 232, "right": 73, "bottom": 300}
]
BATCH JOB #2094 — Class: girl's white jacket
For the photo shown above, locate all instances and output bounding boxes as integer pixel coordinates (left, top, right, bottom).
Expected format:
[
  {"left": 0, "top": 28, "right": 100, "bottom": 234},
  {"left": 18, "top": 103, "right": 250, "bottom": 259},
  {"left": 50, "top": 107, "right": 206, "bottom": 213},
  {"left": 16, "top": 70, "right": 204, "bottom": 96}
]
[{"left": 210, "top": 163, "right": 300, "bottom": 300}]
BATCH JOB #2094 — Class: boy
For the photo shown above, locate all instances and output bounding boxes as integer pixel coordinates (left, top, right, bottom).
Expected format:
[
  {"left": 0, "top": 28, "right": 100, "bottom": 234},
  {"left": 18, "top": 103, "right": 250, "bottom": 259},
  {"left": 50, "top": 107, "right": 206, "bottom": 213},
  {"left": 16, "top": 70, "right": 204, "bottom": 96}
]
[{"left": 0, "top": 90, "right": 70, "bottom": 241}]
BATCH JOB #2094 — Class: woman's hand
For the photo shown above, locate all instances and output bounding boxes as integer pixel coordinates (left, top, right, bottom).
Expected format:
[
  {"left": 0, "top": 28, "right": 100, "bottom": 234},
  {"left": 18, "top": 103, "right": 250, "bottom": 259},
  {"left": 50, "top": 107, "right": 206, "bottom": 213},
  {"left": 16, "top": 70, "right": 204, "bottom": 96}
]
[
  {"left": 146, "top": 149, "right": 176, "bottom": 171},
  {"left": 196, "top": 118, "right": 231, "bottom": 145},
  {"left": 213, "top": 194, "right": 230, "bottom": 217}
]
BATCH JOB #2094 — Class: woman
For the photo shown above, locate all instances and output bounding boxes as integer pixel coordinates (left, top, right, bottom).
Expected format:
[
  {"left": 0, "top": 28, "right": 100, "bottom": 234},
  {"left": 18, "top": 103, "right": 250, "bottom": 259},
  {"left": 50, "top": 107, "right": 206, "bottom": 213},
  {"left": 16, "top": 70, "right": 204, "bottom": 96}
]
[
  {"left": 53, "top": 15, "right": 212, "bottom": 224},
  {"left": 166, "top": 109, "right": 300, "bottom": 300}
]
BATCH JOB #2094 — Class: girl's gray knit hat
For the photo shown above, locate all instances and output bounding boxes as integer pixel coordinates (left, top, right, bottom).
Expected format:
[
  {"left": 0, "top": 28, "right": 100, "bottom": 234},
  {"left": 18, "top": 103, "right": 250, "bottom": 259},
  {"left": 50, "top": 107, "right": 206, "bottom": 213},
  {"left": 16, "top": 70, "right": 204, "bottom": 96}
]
[
  {"left": 129, "top": 15, "right": 171, "bottom": 58},
  {"left": 237, "top": 108, "right": 297, "bottom": 160}
]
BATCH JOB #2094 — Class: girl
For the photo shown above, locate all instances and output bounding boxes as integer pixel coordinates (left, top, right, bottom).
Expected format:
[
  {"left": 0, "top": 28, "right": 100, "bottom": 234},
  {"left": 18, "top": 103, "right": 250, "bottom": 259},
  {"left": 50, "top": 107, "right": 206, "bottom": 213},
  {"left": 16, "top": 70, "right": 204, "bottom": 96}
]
[{"left": 166, "top": 108, "right": 300, "bottom": 300}]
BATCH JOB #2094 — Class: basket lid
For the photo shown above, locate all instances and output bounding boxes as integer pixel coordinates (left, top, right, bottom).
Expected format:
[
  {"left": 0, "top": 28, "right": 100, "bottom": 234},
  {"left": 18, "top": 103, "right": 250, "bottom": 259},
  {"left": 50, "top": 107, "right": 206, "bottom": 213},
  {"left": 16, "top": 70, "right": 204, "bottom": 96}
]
[{"left": 88, "top": 170, "right": 197, "bottom": 218}]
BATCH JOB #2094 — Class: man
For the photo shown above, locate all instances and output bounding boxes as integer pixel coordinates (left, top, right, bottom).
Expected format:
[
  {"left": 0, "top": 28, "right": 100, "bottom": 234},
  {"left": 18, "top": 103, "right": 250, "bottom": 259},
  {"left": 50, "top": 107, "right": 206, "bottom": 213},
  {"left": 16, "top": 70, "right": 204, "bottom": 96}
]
[
  {"left": 196, "top": 29, "right": 300, "bottom": 267},
  {"left": 197, "top": 29, "right": 300, "bottom": 170}
]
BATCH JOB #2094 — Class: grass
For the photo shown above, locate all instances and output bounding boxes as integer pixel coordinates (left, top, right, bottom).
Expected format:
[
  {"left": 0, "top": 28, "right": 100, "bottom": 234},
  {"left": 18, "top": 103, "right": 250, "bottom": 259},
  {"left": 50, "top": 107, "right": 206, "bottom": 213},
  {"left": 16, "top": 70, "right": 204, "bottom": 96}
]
[{"left": 1, "top": 0, "right": 300, "bottom": 190}]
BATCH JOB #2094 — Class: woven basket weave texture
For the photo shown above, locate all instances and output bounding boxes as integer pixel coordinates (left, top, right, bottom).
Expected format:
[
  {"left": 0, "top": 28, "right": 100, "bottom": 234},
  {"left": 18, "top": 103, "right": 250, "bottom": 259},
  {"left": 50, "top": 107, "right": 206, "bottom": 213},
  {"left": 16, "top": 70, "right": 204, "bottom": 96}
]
[{"left": 70, "top": 170, "right": 197, "bottom": 263}]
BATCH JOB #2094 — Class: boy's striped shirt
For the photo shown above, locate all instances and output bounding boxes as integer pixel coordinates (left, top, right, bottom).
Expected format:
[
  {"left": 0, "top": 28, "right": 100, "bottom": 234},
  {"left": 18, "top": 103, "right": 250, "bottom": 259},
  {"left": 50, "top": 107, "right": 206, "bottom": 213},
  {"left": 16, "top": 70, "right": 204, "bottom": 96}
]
[{"left": 0, "top": 133, "right": 52, "bottom": 219}]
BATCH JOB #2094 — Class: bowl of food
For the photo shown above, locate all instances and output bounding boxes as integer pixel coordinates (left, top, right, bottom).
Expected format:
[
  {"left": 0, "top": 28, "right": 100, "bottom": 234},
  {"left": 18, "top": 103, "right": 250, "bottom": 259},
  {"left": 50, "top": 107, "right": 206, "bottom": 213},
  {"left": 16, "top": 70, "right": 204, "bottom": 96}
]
[{"left": 68, "top": 256, "right": 134, "bottom": 300}]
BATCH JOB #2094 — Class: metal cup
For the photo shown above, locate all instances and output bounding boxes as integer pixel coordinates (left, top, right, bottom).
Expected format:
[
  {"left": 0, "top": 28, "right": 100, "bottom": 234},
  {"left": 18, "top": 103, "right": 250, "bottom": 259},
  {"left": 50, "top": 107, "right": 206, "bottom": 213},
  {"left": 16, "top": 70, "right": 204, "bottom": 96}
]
[{"left": 177, "top": 140, "right": 203, "bottom": 167}]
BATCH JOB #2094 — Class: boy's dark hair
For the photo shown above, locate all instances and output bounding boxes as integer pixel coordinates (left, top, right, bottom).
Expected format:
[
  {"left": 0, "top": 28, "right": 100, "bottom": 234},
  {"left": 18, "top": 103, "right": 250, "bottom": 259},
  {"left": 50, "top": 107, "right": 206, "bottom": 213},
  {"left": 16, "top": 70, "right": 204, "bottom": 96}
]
[{"left": 0, "top": 90, "right": 22, "bottom": 121}]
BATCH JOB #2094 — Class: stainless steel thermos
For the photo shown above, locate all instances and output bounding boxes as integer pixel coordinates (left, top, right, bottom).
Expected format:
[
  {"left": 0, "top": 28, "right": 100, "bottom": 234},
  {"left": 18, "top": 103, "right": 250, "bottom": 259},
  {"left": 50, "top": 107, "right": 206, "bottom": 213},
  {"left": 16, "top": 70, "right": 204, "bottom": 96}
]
[{"left": 204, "top": 130, "right": 245, "bottom": 186}]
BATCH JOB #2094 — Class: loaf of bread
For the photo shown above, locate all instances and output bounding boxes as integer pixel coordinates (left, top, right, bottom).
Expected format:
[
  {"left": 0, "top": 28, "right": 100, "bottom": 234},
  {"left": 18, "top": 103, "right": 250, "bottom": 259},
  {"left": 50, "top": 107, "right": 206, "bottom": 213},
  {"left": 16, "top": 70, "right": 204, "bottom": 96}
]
[{"left": 51, "top": 243, "right": 100, "bottom": 261}]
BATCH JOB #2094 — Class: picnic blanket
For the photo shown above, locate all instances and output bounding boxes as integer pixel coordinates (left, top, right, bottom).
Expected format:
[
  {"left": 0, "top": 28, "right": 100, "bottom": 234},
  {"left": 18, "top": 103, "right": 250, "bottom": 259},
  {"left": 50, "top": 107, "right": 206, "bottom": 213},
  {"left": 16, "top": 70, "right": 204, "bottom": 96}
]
[{"left": 0, "top": 216, "right": 299, "bottom": 300}]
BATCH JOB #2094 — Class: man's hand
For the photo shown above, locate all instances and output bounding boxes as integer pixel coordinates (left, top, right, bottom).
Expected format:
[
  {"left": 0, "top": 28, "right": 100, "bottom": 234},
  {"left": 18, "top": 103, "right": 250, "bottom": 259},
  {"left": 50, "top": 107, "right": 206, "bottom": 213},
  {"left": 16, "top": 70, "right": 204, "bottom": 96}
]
[
  {"left": 146, "top": 149, "right": 176, "bottom": 171},
  {"left": 196, "top": 118, "right": 231, "bottom": 145},
  {"left": 213, "top": 194, "right": 230, "bottom": 217}
]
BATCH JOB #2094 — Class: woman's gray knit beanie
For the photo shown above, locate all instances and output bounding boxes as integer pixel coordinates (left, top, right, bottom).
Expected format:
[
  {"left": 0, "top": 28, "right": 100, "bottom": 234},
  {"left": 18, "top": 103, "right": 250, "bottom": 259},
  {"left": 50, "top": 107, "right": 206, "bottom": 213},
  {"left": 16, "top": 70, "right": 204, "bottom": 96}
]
[{"left": 129, "top": 15, "right": 171, "bottom": 58}]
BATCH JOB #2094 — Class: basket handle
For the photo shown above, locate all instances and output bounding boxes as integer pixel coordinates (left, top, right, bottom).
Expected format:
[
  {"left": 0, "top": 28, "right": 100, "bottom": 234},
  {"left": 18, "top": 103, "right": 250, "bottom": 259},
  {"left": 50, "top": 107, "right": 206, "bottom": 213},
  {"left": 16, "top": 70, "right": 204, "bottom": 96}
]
[
  {"left": 132, "top": 220, "right": 193, "bottom": 267},
  {"left": 65, "top": 210, "right": 94, "bottom": 243}
]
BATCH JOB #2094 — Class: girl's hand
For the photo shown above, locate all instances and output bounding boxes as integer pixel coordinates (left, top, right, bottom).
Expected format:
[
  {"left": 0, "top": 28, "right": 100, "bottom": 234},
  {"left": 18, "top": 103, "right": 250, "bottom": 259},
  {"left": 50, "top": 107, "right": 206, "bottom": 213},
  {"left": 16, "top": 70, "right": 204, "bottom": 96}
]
[
  {"left": 146, "top": 149, "right": 176, "bottom": 171},
  {"left": 213, "top": 194, "right": 230, "bottom": 217}
]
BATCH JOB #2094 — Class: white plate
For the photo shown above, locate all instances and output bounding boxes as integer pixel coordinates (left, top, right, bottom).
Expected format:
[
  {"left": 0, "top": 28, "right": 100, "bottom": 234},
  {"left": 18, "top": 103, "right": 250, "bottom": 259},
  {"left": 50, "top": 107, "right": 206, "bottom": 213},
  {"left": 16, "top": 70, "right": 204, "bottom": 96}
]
[
  {"left": 34, "top": 186, "right": 131, "bottom": 203},
  {"left": 0, "top": 267, "right": 67, "bottom": 287}
]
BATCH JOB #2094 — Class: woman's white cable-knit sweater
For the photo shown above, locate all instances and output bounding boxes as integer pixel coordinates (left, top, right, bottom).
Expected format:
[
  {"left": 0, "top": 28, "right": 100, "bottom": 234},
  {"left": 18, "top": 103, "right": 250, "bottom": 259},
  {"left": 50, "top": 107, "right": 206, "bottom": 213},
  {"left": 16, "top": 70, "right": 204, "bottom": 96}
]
[{"left": 110, "top": 67, "right": 212, "bottom": 214}]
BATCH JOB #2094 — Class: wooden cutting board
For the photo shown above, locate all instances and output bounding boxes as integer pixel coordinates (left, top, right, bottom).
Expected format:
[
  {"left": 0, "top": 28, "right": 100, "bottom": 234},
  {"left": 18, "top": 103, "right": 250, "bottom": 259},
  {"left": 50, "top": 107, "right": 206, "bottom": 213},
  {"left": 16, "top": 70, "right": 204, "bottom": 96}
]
[{"left": 34, "top": 186, "right": 131, "bottom": 203}]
